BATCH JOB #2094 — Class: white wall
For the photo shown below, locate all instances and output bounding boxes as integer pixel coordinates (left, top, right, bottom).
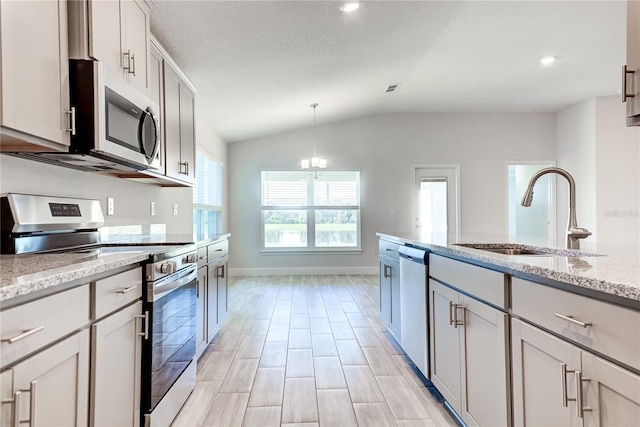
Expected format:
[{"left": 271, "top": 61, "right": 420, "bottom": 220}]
[
  {"left": 555, "top": 98, "right": 597, "bottom": 243},
  {"left": 228, "top": 113, "right": 556, "bottom": 274},
  {"left": 0, "top": 155, "right": 193, "bottom": 233},
  {"left": 595, "top": 96, "right": 640, "bottom": 245},
  {"left": 556, "top": 96, "right": 640, "bottom": 246}
]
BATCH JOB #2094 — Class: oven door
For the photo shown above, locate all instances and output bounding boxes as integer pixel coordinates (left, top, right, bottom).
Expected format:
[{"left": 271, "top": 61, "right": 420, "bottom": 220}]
[{"left": 143, "top": 265, "right": 197, "bottom": 413}]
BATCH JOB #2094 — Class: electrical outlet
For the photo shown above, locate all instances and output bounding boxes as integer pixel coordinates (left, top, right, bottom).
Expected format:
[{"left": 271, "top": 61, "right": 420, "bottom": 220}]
[
  {"left": 107, "top": 197, "right": 114, "bottom": 216},
  {"left": 150, "top": 201, "right": 156, "bottom": 216},
  {"left": 173, "top": 203, "right": 178, "bottom": 216}
]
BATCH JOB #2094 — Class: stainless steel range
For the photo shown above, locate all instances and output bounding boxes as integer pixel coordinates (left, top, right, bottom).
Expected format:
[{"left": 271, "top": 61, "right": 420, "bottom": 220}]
[{"left": 0, "top": 193, "right": 197, "bottom": 427}]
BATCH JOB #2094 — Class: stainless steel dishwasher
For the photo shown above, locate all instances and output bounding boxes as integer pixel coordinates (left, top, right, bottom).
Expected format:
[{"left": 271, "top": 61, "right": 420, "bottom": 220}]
[{"left": 399, "top": 245, "right": 429, "bottom": 378}]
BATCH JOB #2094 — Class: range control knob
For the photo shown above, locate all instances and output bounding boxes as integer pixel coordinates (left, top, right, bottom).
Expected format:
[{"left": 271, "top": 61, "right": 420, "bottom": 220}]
[
  {"left": 159, "top": 262, "right": 175, "bottom": 274},
  {"left": 185, "top": 253, "right": 198, "bottom": 264}
]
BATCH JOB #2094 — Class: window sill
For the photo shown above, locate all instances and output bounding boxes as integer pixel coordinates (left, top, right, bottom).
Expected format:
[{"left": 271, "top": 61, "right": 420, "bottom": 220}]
[{"left": 259, "top": 248, "right": 363, "bottom": 255}]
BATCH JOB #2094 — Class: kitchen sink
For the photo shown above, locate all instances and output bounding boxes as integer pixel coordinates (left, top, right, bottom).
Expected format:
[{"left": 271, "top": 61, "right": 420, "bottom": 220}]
[{"left": 454, "top": 243, "right": 601, "bottom": 257}]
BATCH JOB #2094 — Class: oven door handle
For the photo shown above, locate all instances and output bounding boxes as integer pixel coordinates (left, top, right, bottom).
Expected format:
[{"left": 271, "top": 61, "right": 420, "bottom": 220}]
[{"left": 151, "top": 266, "right": 198, "bottom": 301}]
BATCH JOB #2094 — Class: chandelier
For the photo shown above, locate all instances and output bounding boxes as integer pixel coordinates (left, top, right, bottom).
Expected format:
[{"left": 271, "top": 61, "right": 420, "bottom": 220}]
[{"left": 301, "top": 103, "right": 326, "bottom": 179}]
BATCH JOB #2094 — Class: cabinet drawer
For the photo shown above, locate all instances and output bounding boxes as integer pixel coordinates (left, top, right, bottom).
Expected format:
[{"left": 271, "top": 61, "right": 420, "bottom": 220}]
[
  {"left": 379, "top": 239, "right": 400, "bottom": 262},
  {"left": 207, "top": 240, "right": 229, "bottom": 263},
  {"left": 92, "top": 267, "right": 142, "bottom": 319},
  {"left": 429, "top": 254, "right": 507, "bottom": 309},
  {"left": 197, "top": 246, "right": 208, "bottom": 268},
  {"left": 1, "top": 284, "right": 89, "bottom": 367},
  {"left": 512, "top": 277, "right": 640, "bottom": 371}
]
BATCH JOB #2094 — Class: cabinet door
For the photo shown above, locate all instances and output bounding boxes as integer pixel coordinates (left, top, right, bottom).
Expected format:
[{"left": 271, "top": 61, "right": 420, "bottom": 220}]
[
  {"left": 11, "top": 330, "right": 89, "bottom": 427},
  {"left": 458, "top": 295, "right": 509, "bottom": 427},
  {"left": 378, "top": 260, "right": 391, "bottom": 325},
  {"left": 0, "top": 370, "right": 13, "bottom": 425},
  {"left": 163, "top": 63, "right": 183, "bottom": 181},
  {"left": 196, "top": 267, "right": 208, "bottom": 357},
  {"left": 511, "top": 318, "right": 582, "bottom": 427},
  {"left": 121, "top": 0, "right": 149, "bottom": 94},
  {"left": 0, "top": 0, "right": 70, "bottom": 147},
  {"left": 582, "top": 351, "right": 640, "bottom": 426},
  {"left": 179, "top": 84, "right": 196, "bottom": 184},
  {"left": 206, "top": 263, "right": 219, "bottom": 342},
  {"left": 217, "top": 259, "right": 229, "bottom": 325},
  {"left": 429, "top": 279, "right": 461, "bottom": 414},
  {"left": 389, "top": 260, "right": 401, "bottom": 339},
  {"left": 627, "top": 0, "right": 640, "bottom": 118},
  {"left": 87, "top": 0, "right": 121, "bottom": 68},
  {"left": 91, "top": 301, "right": 142, "bottom": 427}
]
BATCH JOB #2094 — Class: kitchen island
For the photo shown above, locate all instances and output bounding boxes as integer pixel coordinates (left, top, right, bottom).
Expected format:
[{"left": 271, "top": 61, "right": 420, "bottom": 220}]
[{"left": 378, "top": 231, "right": 640, "bottom": 426}]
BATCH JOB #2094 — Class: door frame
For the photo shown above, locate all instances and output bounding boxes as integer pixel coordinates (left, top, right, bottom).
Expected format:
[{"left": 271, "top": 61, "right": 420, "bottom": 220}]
[{"left": 412, "top": 164, "right": 460, "bottom": 238}]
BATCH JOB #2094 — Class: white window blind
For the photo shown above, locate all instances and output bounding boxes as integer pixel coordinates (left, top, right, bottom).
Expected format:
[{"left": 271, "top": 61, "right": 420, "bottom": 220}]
[
  {"left": 194, "top": 150, "right": 223, "bottom": 208},
  {"left": 261, "top": 171, "right": 308, "bottom": 206}
]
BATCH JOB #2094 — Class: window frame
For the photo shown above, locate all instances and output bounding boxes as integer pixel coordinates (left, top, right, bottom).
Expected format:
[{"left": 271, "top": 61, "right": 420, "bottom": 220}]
[
  {"left": 193, "top": 148, "right": 223, "bottom": 238},
  {"left": 260, "top": 169, "right": 362, "bottom": 253}
]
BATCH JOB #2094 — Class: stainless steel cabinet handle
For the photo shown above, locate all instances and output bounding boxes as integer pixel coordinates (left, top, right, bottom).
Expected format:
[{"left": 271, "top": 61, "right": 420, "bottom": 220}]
[
  {"left": 28, "top": 381, "right": 36, "bottom": 427},
  {"left": 383, "top": 264, "right": 390, "bottom": 278},
  {"left": 130, "top": 53, "right": 136, "bottom": 76},
  {"left": 2, "top": 326, "right": 44, "bottom": 344},
  {"left": 448, "top": 301, "right": 455, "bottom": 326},
  {"left": 2, "top": 390, "right": 21, "bottom": 427},
  {"left": 123, "top": 50, "right": 133, "bottom": 73},
  {"left": 561, "top": 363, "right": 568, "bottom": 407},
  {"left": 575, "top": 371, "right": 592, "bottom": 417},
  {"left": 137, "top": 311, "right": 149, "bottom": 340},
  {"left": 65, "top": 107, "right": 76, "bottom": 136},
  {"left": 554, "top": 312, "right": 592, "bottom": 328},
  {"left": 454, "top": 304, "right": 465, "bottom": 328},
  {"left": 116, "top": 285, "right": 138, "bottom": 294},
  {"left": 179, "top": 161, "right": 188, "bottom": 175},
  {"left": 217, "top": 264, "right": 226, "bottom": 279},
  {"left": 622, "top": 65, "right": 635, "bottom": 102}
]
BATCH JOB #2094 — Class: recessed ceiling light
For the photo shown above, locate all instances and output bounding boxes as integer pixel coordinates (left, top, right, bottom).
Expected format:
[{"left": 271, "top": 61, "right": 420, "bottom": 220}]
[
  {"left": 340, "top": 2, "right": 360, "bottom": 13},
  {"left": 540, "top": 56, "right": 556, "bottom": 66}
]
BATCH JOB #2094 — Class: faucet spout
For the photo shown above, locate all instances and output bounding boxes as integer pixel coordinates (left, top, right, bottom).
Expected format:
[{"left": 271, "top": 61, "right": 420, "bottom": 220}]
[{"left": 520, "top": 167, "right": 591, "bottom": 249}]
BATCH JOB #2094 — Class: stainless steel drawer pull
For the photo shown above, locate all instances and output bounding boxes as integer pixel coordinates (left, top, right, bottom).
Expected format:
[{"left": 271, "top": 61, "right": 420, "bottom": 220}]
[
  {"left": 561, "top": 363, "right": 568, "bottom": 407},
  {"left": 2, "top": 326, "right": 44, "bottom": 344},
  {"left": 385, "top": 248, "right": 393, "bottom": 251},
  {"left": 29, "top": 380, "right": 36, "bottom": 427},
  {"left": 554, "top": 312, "right": 592, "bottom": 328},
  {"left": 117, "top": 285, "right": 138, "bottom": 294},
  {"left": 449, "top": 301, "right": 455, "bottom": 326},
  {"left": 575, "top": 371, "right": 592, "bottom": 418}
]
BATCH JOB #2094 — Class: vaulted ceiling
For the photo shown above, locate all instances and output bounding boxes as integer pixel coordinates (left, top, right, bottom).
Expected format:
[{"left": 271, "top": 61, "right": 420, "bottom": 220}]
[{"left": 151, "top": 1, "right": 626, "bottom": 143}]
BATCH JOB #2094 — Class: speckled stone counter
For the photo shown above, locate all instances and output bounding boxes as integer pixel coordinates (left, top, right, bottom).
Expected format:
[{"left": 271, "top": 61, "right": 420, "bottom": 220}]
[
  {"left": 377, "top": 232, "right": 640, "bottom": 309},
  {"left": 0, "top": 249, "right": 157, "bottom": 306}
]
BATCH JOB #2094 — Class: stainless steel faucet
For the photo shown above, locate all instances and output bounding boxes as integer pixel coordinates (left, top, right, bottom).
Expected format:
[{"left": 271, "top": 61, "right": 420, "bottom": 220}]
[{"left": 521, "top": 167, "right": 591, "bottom": 249}]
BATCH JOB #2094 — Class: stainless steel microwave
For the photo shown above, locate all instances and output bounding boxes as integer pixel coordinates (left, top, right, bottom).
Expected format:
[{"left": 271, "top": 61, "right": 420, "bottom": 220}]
[{"left": 18, "top": 60, "right": 161, "bottom": 172}]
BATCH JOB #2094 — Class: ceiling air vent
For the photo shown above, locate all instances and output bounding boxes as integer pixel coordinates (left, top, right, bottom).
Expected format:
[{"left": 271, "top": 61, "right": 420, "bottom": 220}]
[{"left": 385, "top": 84, "right": 398, "bottom": 93}]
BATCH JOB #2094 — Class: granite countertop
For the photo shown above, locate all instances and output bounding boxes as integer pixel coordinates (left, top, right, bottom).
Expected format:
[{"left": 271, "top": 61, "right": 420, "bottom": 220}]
[
  {"left": 377, "top": 231, "right": 640, "bottom": 309},
  {"left": 0, "top": 247, "right": 167, "bottom": 306}
]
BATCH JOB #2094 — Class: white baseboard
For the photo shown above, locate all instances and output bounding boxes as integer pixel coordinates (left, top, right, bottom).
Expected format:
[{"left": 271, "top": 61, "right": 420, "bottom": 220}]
[{"left": 229, "top": 266, "right": 378, "bottom": 276}]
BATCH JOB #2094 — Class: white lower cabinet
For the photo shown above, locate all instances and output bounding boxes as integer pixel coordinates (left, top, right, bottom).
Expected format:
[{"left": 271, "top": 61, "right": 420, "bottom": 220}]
[
  {"left": 512, "top": 318, "right": 640, "bottom": 427},
  {"left": 196, "top": 266, "right": 208, "bottom": 359},
  {"left": 90, "top": 301, "right": 143, "bottom": 427},
  {"left": 429, "top": 279, "right": 509, "bottom": 427},
  {"left": 1, "top": 329, "right": 89, "bottom": 426}
]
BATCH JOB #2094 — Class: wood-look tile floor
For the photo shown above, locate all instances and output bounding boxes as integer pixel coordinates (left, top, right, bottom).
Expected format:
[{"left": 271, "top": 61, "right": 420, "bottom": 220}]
[{"left": 172, "top": 275, "right": 457, "bottom": 427}]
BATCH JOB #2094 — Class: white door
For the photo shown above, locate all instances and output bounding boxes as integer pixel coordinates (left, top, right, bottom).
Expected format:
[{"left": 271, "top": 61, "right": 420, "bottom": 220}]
[
  {"left": 507, "top": 162, "right": 556, "bottom": 244},
  {"left": 414, "top": 166, "right": 459, "bottom": 241}
]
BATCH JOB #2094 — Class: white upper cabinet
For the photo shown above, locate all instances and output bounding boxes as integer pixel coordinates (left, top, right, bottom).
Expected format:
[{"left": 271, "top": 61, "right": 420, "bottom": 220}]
[
  {"left": 69, "top": 0, "right": 150, "bottom": 95},
  {"left": 0, "top": 0, "right": 72, "bottom": 151}
]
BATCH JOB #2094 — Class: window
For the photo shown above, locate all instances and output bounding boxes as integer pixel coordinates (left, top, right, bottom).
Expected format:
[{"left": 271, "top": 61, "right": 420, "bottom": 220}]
[
  {"left": 193, "top": 149, "right": 223, "bottom": 239},
  {"left": 261, "top": 170, "right": 360, "bottom": 251}
]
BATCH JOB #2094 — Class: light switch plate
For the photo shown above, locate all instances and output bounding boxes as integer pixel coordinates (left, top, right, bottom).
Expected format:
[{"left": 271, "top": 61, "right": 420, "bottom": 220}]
[
  {"left": 150, "top": 201, "right": 156, "bottom": 216},
  {"left": 173, "top": 203, "right": 178, "bottom": 216},
  {"left": 107, "top": 197, "right": 114, "bottom": 216}
]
